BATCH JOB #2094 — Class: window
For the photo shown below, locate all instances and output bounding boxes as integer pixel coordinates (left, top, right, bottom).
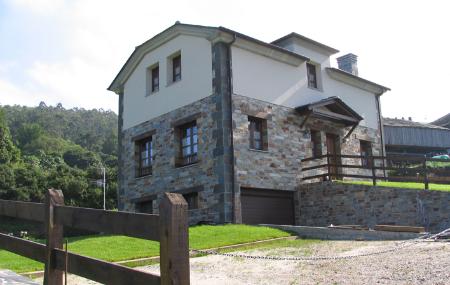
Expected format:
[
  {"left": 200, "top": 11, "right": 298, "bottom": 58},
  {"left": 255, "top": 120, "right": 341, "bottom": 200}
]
[
  {"left": 307, "top": 63, "right": 318, "bottom": 89},
  {"left": 177, "top": 121, "right": 198, "bottom": 166},
  {"left": 310, "top": 130, "right": 322, "bottom": 157},
  {"left": 136, "top": 136, "right": 154, "bottom": 177},
  {"left": 182, "top": 192, "right": 199, "bottom": 210},
  {"left": 146, "top": 64, "right": 159, "bottom": 95},
  {"left": 136, "top": 200, "right": 153, "bottom": 214},
  {"left": 172, "top": 54, "right": 181, "bottom": 82},
  {"left": 151, "top": 65, "right": 159, "bottom": 92},
  {"left": 360, "top": 140, "right": 373, "bottom": 168},
  {"left": 248, "top": 116, "right": 267, "bottom": 150}
]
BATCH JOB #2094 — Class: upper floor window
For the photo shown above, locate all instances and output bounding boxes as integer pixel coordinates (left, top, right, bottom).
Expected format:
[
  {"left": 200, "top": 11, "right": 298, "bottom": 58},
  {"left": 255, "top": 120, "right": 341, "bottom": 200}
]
[
  {"left": 136, "top": 136, "right": 154, "bottom": 177},
  {"left": 360, "top": 140, "right": 372, "bottom": 168},
  {"left": 176, "top": 121, "right": 198, "bottom": 166},
  {"left": 307, "top": 63, "right": 318, "bottom": 89},
  {"left": 172, "top": 54, "right": 181, "bottom": 82},
  {"left": 310, "top": 130, "right": 322, "bottom": 157},
  {"left": 146, "top": 63, "right": 159, "bottom": 95},
  {"left": 151, "top": 65, "right": 159, "bottom": 93},
  {"left": 248, "top": 116, "right": 267, "bottom": 151}
]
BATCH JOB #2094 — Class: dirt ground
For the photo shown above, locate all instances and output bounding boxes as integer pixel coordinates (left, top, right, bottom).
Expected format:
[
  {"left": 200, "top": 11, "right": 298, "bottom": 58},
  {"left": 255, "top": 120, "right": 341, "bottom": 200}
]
[{"left": 35, "top": 240, "right": 450, "bottom": 285}]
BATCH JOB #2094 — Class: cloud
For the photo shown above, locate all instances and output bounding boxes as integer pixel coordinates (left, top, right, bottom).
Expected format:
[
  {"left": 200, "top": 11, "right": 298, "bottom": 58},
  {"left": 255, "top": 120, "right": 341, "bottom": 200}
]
[
  {"left": 9, "top": 0, "right": 65, "bottom": 15},
  {"left": 1, "top": 0, "right": 450, "bottom": 121},
  {"left": 0, "top": 78, "right": 42, "bottom": 106}
]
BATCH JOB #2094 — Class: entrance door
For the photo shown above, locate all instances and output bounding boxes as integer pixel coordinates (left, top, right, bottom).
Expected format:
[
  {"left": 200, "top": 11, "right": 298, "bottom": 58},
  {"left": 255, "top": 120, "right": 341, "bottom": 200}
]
[{"left": 326, "top": 133, "right": 340, "bottom": 179}]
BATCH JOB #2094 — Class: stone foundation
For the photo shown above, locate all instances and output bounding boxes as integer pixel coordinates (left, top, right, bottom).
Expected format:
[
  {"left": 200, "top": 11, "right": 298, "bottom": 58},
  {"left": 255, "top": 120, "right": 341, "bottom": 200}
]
[{"left": 297, "top": 182, "right": 450, "bottom": 233}]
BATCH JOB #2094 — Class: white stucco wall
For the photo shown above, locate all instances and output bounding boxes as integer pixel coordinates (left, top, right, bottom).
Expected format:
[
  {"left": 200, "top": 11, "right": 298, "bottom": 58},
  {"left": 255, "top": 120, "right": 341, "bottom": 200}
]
[
  {"left": 123, "top": 35, "right": 213, "bottom": 130},
  {"left": 231, "top": 46, "right": 379, "bottom": 129},
  {"left": 277, "top": 38, "right": 331, "bottom": 67}
]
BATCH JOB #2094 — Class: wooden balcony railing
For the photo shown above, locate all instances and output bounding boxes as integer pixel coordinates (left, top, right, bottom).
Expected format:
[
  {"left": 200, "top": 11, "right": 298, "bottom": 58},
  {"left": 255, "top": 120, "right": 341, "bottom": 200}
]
[{"left": 301, "top": 154, "right": 450, "bottom": 190}]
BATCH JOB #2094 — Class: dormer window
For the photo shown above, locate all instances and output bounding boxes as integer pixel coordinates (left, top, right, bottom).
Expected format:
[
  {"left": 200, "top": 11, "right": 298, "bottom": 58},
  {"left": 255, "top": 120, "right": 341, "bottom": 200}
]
[{"left": 307, "top": 63, "right": 318, "bottom": 89}]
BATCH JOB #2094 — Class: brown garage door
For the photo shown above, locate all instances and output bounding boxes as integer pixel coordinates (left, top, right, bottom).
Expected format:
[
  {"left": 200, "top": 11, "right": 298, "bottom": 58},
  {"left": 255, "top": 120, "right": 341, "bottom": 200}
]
[{"left": 241, "top": 188, "right": 295, "bottom": 225}]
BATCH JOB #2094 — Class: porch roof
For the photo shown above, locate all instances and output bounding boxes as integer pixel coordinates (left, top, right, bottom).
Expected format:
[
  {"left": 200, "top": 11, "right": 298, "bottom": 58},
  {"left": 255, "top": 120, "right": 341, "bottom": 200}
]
[{"left": 295, "top": 97, "right": 363, "bottom": 127}]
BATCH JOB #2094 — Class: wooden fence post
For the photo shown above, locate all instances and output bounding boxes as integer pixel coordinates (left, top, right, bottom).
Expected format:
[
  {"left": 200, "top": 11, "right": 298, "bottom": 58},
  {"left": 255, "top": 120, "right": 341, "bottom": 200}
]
[
  {"left": 44, "top": 189, "right": 64, "bottom": 285},
  {"left": 371, "top": 156, "right": 377, "bottom": 186},
  {"left": 159, "top": 193, "right": 190, "bottom": 285},
  {"left": 423, "top": 156, "right": 429, "bottom": 190},
  {"left": 326, "top": 153, "right": 331, "bottom": 181}
]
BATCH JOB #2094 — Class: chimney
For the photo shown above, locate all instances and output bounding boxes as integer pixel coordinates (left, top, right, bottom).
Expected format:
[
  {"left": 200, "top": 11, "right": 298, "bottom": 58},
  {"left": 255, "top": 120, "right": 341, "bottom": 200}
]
[{"left": 337, "top": 53, "right": 358, "bottom": 76}]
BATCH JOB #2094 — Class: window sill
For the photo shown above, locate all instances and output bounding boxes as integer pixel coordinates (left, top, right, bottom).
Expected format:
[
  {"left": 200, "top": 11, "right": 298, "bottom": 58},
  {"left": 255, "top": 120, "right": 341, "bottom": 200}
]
[
  {"left": 175, "top": 161, "right": 200, "bottom": 169},
  {"left": 307, "top": 86, "right": 323, "bottom": 92},
  {"left": 248, "top": 148, "right": 269, "bottom": 153},
  {"left": 166, "top": 78, "right": 182, "bottom": 87},
  {"left": 135, "top": 174, "right": 152, "bottom": 180},
  {"left": 187, "top": 207, "right": 200, "bottom": 212},
  {"left": 145, "top": 90, "right": 159, "bottom": 97}
]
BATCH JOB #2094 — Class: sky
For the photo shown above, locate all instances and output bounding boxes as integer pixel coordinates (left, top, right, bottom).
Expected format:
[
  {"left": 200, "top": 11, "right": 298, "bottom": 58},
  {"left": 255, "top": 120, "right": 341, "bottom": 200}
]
[{"left": 0, "top": 0, "right": 449, "bottom": 122}]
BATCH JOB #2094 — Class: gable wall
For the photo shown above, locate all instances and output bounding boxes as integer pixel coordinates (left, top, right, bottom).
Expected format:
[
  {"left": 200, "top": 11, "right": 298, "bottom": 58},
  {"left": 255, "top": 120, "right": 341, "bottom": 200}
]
[{"left": 123, "top": 35, "right": 213, "bottom": 130}]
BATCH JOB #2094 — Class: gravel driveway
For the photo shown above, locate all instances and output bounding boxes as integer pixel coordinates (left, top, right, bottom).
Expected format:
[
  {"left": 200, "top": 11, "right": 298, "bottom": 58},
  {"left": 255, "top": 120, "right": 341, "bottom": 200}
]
[{"left": 35, "top": 240, "right": 450, "bottom": 284}]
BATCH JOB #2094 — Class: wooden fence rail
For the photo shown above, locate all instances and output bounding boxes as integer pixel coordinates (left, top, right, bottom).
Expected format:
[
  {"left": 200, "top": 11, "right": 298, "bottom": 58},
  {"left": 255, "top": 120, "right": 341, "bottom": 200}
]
[
  {"left": 301, "top": 154, "right": 450, "bottom": 190},
  {"left": 0, "top": 189, "right": 190, "bottom": 285}
]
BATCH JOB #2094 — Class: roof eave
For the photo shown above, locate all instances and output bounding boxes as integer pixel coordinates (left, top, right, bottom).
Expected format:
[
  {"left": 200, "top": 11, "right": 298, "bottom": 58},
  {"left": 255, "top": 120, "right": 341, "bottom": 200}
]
[
  {"left": 271, "top": 32, "right": 340, "bottom": 55},
  {"left": 107, "top": 23, "right": 219, "bottom": 94},
  {"left": 107, "top": 24, "right": 311, "bottom": 93},
  {"left": 326, "top": 67, "right": 390, "bottom": 95},
  {"left": 218, "top": 28, "right": 309, "bottom": 62}
]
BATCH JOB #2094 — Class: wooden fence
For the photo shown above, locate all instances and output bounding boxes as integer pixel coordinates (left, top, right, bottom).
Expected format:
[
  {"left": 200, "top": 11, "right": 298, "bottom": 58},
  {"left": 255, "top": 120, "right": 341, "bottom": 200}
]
[
  {"left": 301, "top": 154, "right": 450, "bottom": 190},
  {"left": 0, "top": 189, "right": 190, "bottom": 285}
]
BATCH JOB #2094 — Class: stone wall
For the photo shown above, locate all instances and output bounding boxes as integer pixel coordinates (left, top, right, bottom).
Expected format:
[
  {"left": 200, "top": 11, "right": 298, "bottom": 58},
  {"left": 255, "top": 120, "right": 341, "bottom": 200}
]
[
  {"left": 297, "top": 182, "right": 450, "bottom": 233},
  {"left": 232, "top": 94, "right": 383, "bottom": 190},
  {"left": 232, "top": 94, "right": 309, "bottom": 191},
  {"left": 120, "top": 95, "right": 224, "bottom": 224}
]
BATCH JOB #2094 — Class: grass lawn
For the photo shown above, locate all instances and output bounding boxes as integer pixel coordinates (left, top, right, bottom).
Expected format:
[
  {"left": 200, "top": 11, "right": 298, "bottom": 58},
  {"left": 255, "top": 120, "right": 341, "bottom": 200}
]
[
  {"left": 0, "top": 224, "right": 292, "bottom": 273},
  {"left": 341, "top": 180, "right": 450, "bottom": 192}
]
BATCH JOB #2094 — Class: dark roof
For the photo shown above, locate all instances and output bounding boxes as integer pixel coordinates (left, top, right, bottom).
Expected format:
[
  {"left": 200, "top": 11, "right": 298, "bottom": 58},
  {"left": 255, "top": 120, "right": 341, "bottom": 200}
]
[
  {"left": 271, "top": 32, "right": 339, "bottom": 54},
  {"left": 431, "top": 113, "right": 450, "bottom": 127},
  {"left": 326, "top": 67, "right": 390, "bottom": 92},
  {"left": 383, "top": 117, "right": 449, "bottom": 130},
  {"left": 218, "top": 27, "right": 309, "bottom": 61},
  {"left": 296, "top": 96, "right": 363, "bottom": 126},
  {"left": 108, "top": 22, "right": 310, "bottom": 92}
]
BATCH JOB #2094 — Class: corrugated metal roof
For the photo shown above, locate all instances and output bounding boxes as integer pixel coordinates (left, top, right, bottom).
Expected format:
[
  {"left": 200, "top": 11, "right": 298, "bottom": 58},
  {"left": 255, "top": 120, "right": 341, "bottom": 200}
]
[
  {"left": 383, "top": 117, "right": 449, "bottom": 130},
  {"left": 384, "top": 119, "right": 450, "bottom": 149}
]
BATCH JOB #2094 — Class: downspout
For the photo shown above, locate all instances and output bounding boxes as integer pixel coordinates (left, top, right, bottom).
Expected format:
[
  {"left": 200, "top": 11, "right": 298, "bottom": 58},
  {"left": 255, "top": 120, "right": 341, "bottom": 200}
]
[
  {"left": 227, "top": 34, "right": 237, "bottom": 222},
  {"left": 375, "top": 93, "right": 387, "bottom": 178}
]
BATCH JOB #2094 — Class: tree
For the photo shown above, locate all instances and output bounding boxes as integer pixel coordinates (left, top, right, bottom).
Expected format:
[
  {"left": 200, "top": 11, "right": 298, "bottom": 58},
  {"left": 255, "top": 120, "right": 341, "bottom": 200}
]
[
  {"left": 0, "top": 110, "right": 20, "bottom": 163},
  {"left": 16, "top": 123, "right": 44, "bottom": 147}
]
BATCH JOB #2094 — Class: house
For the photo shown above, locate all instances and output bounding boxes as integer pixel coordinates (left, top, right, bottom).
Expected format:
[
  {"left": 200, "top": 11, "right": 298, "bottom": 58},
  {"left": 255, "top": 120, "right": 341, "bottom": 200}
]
[
  {"left": 108, "top": 22, "right": 389, "bottom": 225},
  {"left": 384, "top": 117, "right": 450, "bottom": 156}
]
